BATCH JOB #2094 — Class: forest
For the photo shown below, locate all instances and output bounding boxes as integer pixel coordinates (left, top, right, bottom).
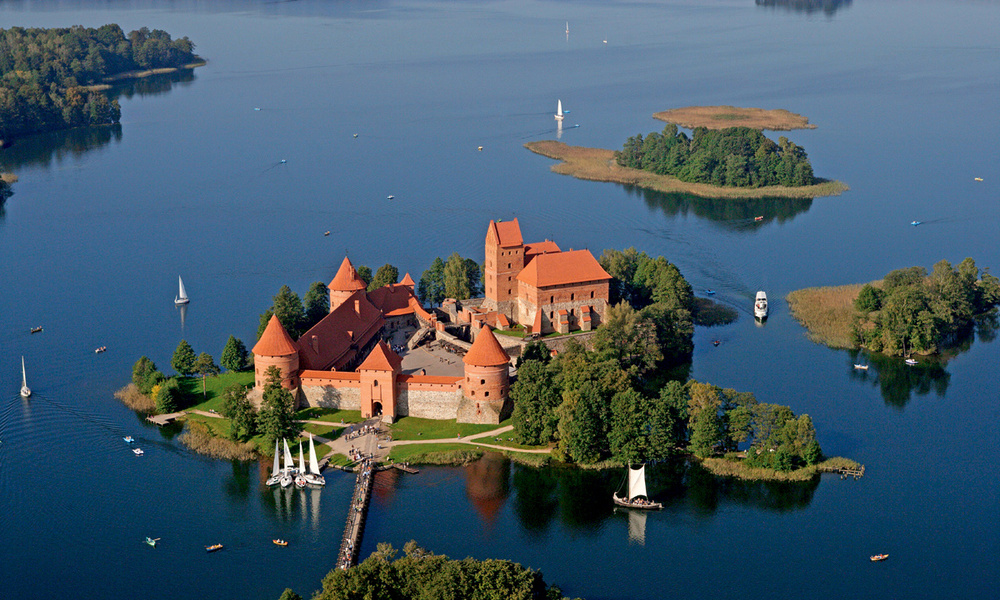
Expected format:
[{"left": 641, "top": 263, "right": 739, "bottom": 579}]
[
  {"left": 615, "top": 124, "right": 817, "bottom": 188},
  {"left": 851, "top": 258, "right": 1000, "bottom": 356},
  {"left": 0, "top": 25, "right": 198, "bottom": 144}
]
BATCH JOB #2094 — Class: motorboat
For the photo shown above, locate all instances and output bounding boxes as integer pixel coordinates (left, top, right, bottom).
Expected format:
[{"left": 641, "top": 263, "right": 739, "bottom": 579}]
[
  {"left": 974, "top": 177, "right": 983, "bottom": 182},
  {"left": 705, "top": 290, "right": 715, "bottom": 295},
  {"left": 95, "top": 346, "right": 107, "bottom": 354},
  {"left": 712, "top": 340, "right": 721, "bottom": 347},
  {"left": 206, "top": 544, "right": 224, "bottom": 553},
  {"left": 905, "top": 358, "right": 918, "bottom": 366},
  {"left": 175, "top": 276, "right": 190, "bottom": 305},
  {"left": 20, "top": 357, "right": 31, "bottom": 398},
  {"left": 555, "top": 99, "right": 565, "bottom": 121},
  {"left": 132, "top": 448, "right": 144, "bottom": 456},
  {"left": 324, "top": 231, "right": 330, "bottom": 236},
  {"left": 613, "top": 465, "right": 662, "bottom": 510},
  {"left": 754, "top": 291, "right": 768, "bottom": 320},
  {"left": 303, "top": 433, "right": 327, "bottom": 486},
  {"left": 870, "top": 554, "right": 889, "bottom": 562},
  {"left": 853, "top": 364, "right": 869, "bottom": 371},
  {"left": 911, "top": 221, "right": 922, "bottom": 226}
]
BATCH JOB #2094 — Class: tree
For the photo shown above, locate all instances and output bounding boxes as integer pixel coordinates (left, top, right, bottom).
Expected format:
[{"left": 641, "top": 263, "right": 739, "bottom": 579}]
[
  {"left": 444, "top": 252, "right": 472, "bottom": 300},
  {"left": 855, "top": 283, "right": 884, "bottom": 312},
  {"left": 258, "top": 366, "right": 301, "bottom": 443},
  {"left": 356, "top": 265, "right": 373, "bottom": 287},
  {"left": 510, "top": 360, "right": 561, "bottom": 445},
  {"left": 193, "top": 352, "right": 219, "bottom": 396},
  {"left": 369, "top": 264, "right": 400, "bottom": 291},
  {"left": 220, "top": 336, "right": 248, "bottom": 372},
  {"left": 608, "top": 388, "right": 650, "bottom": 464},
  {"left": 277, "top": 590, "right": 301, "bottom": 600},
  {"left": 592, "top": 302, "right": 662, "bottom": 377},
  {"left": 515, "top": 340, "right": 550, "bottom": 369},
  {"left": 556, "top": 386, "right": 607, "bottom": 463},
  {"left": 302, "top": 281, "right": 330, "bottom": 330},
  {"left": 132, "top": 356, "right": 163, "bottom": 394},
  {"left": 272, "top": 285, "right": 305, "bottom": 337},
  {"left": 688, "top": 408, "right": 721, "bottom": 458},
  {"left": 257, "top": 308, "right": 274, "bottom": 340},
  {"left": 222, "top": 384, "right": 256, "bottom": 441},
  {"left": 418, "top": 257, "right": 446, "bottom": 305},
  {"left": 155, "top": 377, "right": 181, "bottom": 413},
  {"left": 171, "top": 340, "right": 196, "bottom": 376},
  {"left": 648, "top": 381, "right": 687, "bottom": 457}
]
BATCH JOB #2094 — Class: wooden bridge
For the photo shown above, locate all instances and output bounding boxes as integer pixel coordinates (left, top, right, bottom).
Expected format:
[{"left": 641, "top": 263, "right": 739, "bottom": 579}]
[{"left": 337, "top": 458, "right": 375, "bottom": 570}]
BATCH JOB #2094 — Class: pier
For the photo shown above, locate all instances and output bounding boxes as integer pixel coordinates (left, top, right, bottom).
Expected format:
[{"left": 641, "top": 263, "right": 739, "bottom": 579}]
[
  {"left": 146, "top": 411, "right": 184, "bottom": 426},
  {"left": 820, "top": 464, "right": 866, "bottom": 479},
  {"left": 337, "top": 458, "right": 375, "bottom": 570}
]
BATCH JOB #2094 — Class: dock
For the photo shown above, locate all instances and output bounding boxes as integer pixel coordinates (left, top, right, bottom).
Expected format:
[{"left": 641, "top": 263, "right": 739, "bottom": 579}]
[
  {"left": 337, "top": 458, "right": 375, "bottom": 570},
  {"left": 146, "top": 411, "right": 184, "bottom": 426},
  {"left": 392, "top": 462, "right": 419, "bottom": 474},
  {"left": 820, "top": 464, "right": 866, "bottom": 479}
]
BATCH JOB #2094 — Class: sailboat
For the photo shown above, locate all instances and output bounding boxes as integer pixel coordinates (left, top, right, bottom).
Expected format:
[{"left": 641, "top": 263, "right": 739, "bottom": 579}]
[
  {"left": 266, "top": 439, "right": 282, "bottom": 486},
  {"left": 295, "top": 442, "right": 308, "bottom": 488},
  {"left": 613, "top": 465, "right": 662, "bottom": 510},
  {"left": 280, "top": 439, "right": 294, "bottom": 488},
  {"left": 555, "top": 99, "right": 565, "bottom": 121},
  {"left": 304, "top": 433, "right": 326, "bottom": 486},
  {"left": 20, "top": 357, "right": 31, "bottom": 398},
  {"left": 174, "top": 276, "right": 190, "bottom": 305}
]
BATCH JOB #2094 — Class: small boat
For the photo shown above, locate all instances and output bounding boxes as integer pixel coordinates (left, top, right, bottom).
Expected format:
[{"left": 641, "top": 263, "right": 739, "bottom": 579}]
[
  {"left": 353, "top": 133, "right": 358, "bottom": 138},
  {"left": 30, "top": 326, "right": 42, "bottom": 334},
  {"left": 974, "top": 177, "right": 983, "bottom": 182},
  {"left": 905, "top": 358, "right": 918, "bottom": 366},
  {"left": 123, "top": 436, "right": 134, "bottom": 444},
  {"left": 254, "top": 107, "right": 261, "bottom": 111},
  {"left": 555, "top": 99, "right": 565, "bottom": 121},
  {"left": 705, "top": 289, "right": 715, "bottom": 295},
  {"left": 273, "top": 539, "right": 288, "bottom": 547},
  {"left": 20, "top": 356, "right": 31, "bottom": 398},
  {"left": 145, "top": 537, "right": 159, "bottom": 547},
  {"left": 754, "top": 291, "right": 768, "bottom": 320},
  {"left": 95, "top": 346, "right": 107, "bottom": 354},
  {"left": 206, "top": 544, "right": 224, "bottom": 553},
  {"left": 295, "top": 441, "right": 308, "bottom": 487},
  {"left": 870, "top": 554, "right": 889, "bottom": 562},
  {"left": 175, "top": 276, "right": 190, "bottom": 306},
  {"left": 304, "top": 433, "right": 327, "bottom": 487},
  {"left": 754, "top": 215, "right": 764, "bottom": 221},
  {"left": 324, "top": 231, "right": 330, "bottom": 236},
  {"left": 133, "top": 448, "right": 144, "bottom": 456},
  {"left": 911, "top": 220, "right": 922, "bottom": 226},
  {"left": 712, "top": 340, "right": 721, "bottom": 347},
  {"left": 265, "top": 439, "right": 282, "bottom": 486},
  {"left": 387, "top": 195, "right": 394, "bottom": 200},
  {"left": 477, "top": 146, "right": 483, "bottom": 151},
  {"left": 613, "top": 464, "right": 662, "bottom": 510},
  {"left": 853, "top": 364, "right": 869, "bottom": 370},
  {"left": 280, "top": 159, "right": 287, "bottom": 164}
]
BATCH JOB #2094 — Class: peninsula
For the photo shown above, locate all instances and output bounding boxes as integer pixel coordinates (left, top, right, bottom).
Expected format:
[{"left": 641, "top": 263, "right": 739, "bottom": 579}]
[{"left": 525, "top": 140, "right": 847, "bottom": 199}]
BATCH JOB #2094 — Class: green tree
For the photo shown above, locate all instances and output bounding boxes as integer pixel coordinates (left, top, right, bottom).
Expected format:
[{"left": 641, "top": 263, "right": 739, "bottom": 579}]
[
  {"left": 356, "top": 265, "right": 373, "bottom": 287},
  {"left": 220, "top": 335, "right": 248, "bottom": 372},
  {"left": 277, "top": 590, "right": 301, "bottom": 600},
  {"left": 855, "top": 283, "right": 884, "bottom": 312},
  {"left": 648, "top": 381, "right": 688, "bottom": 457},
  {"left": 271, "top": 285, "right": 305, "bottom": 337},
  {"left": 302, "top": 281, "right": 330, "bottom": 330},
  {"left": 556, "top": 386, "right": 607, "bottom": 463},
  {"left": 608, "top": 387, "right": 650, "bottom": 464},
  {"left": 592, "top": 302, "right": 662, "bottom": 377},
  {"left": 510, "top": 360, "right": 561, "bottom": 445},
  {"left": 258, "top": 366, "right": 301, "bottom": 443},
  {"left": 418, "top": 257, "right": 446, "bottom": 304},
  {"left": 132, "top": 356, "right": 163, "bottom": 394},
  {"left": 193, "top": 352, "right": 219, "bottom": 396},
  {"left": 688, "top": 408, "right": 721, "bottom": 458},
  {"left": 257, "top": 308, "right": 274, "bottom": 340},
  {"left": 444, "top": 252, "right": 472, "bottom": 300},
  {"left": 222, "top": 384, "right": 256, "bottom": 441},
  {"left": 515, "top": 340, "right": 551, "bottom": 368},
  {"left": 369, "top": 264, "right": 400, "bottom": 291},
  {"left": 154, "top": 377, "right": 181, "bottom": 413},
  {"left": 171, "top": 339, "right": 196, "bottom": 376}
]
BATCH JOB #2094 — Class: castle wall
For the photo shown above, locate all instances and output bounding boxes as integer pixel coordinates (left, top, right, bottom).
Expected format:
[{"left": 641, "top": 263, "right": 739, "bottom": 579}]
[
  {"left": 517, "top": 279, "right": 609, "bottom": 334},
  {"left": 397, "top": 383, "right": 464, "bottom": 420},
  {"left": 299, "top": 372, "right": 360, "bottom": 409}
]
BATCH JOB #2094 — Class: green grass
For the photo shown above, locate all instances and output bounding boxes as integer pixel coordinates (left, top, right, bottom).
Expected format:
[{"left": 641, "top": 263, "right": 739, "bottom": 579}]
[
  {"left": 300, "top": 423, "right": 342, "bottom": 441},
  {"left": 388, "top": 417, "right": 508, "bottom": 441},
  {"left": 324, "top": 453, "right": 353, "bottom": 468},
  {"left": 178, "top": 371, "right": 255, "bottom": 412},
  {"left": 475, "top": 434, "right": 549, "bottom": 451},
  {"left": 494, "top": 325, "right": 527, "bottom": 338},
  {"left": 294, "top": 407, "right": 363, "bottom": 423},
  {"left": 387, "top": 443, "right": 484, "bottom": 464}
]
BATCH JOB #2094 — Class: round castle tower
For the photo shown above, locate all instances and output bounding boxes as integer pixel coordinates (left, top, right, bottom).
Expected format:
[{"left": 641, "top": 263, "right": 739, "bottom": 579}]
[
  {"left": 328, "top": 256, "right": 367, "bottom": 312},
  {"left": 252, "top": 315, "right": 300, "bottom": 390},
  {"left": 460, "top": 325, "right": 511, "bottom": 422}
]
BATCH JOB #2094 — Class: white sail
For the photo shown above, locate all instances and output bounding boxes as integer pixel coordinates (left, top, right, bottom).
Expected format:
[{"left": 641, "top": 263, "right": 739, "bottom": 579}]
[
  {"left": 271, "top": 439, "right": 281, "bottom": 477},
  {"left": 283, "top": 438, "right": 295, "bottom": 472},
  {"left": 308, "top": 433, "right": 321, "bottom": 475},
  {"left": 20, "top": 356, "right": 31, "bottom": 398},
  {"left": 627, "top": 465, "right": 647, "bottom": 501},
  {"left": 555, "top": 99, "right": 564, "bottom": 121},
  {"left": 298, "top": 441, "right": 306, "bottom": 475},
  {"left": 178, "top": 276, "right": 188, "bottom": 300}
]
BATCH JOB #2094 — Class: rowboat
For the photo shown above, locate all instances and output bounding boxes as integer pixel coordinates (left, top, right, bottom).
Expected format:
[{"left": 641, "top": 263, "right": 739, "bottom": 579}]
[
  {"left": 905, "top": 358, "right": 918, "bottom": 366},
  {"left": 206, "top": 544, "right": 224, "bottom": 553},
  {"left": 754, "top": 215, "right": 764, "bottom": 221},
  {"left": 853, "top": 364, "right": 869, "bottom": 371},
  {"left": 123, "top": 436, "right": 134, "bottom": 444},
  {"left": 273, "top": 539, "right": 288, "bottom": 547},
  {"left": 145, "top": 537, "right": 159, "bottom": 547},
  {"left": 30, "top": 326, "right": 42, "bottom": 334},
  {"left": 870, "top": 554, "right": 889, "bottom": 562}
]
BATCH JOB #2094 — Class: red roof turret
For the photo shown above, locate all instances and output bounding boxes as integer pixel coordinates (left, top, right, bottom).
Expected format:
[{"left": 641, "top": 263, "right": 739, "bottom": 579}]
[
  {"left": 358, "top": 340, "right": 402, "bottom": 372},
  {"left": 328, "top": 256, "right": 367, "bottom": 292},
  {"left": 252, "top": 315, "right": 298, "bottom": 356},
  {"left": 463, "top": 325, "right": 510, "bottom": 367}
]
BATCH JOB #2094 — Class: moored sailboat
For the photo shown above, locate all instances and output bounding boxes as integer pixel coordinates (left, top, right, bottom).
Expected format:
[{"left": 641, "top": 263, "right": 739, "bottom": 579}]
[
  {"left": 613, "top": 465, "right": 662, "bottom": 510},
  {"left": 295, "top": 442, "right": 308, "bottom": 488},
  {"left": 304, "top": 433, "right": 326, "bottom": 486},
  {"left": 266, "top": 439, "right": 282, "bottom": 486},
  {"left": 280, "top": 439, "right": 294, "bottom": 487},
  {"left": 175, "top": 276, "right": 190, "bottom": 306},
  {"left": 20, "top": 357, "right": 31, "bottom": 398}
]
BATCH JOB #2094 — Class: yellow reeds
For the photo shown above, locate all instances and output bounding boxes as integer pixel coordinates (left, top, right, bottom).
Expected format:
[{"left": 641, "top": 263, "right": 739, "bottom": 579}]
[
  {"left": 786, "top": 283, "right": 877, "bottom": 349},
  {"left": 114, "top": 383, "right": 156, "bottom": 413},
  {"left": 652, "top": 106, "right": 817, "bottom": 131}
]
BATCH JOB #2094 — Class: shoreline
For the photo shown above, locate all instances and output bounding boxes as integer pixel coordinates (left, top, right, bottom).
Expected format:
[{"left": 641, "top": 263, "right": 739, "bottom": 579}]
[
  {"left": 83, "top": 59, "right": 207, "bottom": 91},
  {"left": 698, "top": 456, "right": 861, "bottom": 482},
  {"left": 525, "top": 141, "right": 849, "bottom": 200},
  {"left": 653, "top": 105, "right": 817, "bottom": 131}
]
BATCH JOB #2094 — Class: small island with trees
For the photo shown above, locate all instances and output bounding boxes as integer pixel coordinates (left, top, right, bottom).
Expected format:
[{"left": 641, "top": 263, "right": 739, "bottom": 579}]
[
  {"left": 787, "top": 258, "right": 1000, "bottom": 356},
  {"left": 525, "top": 106, "right": 847, "bottom": 199}
]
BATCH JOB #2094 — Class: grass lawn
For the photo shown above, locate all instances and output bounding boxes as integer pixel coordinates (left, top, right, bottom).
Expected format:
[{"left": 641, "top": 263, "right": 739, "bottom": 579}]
[
  {"left": 494, "top": 326, "right": 526, "bottom": 338},
  {"left": 387, "top": 443, "right": 483, "bottom": 463},
  {"left": 324, "top": 453, "right": 353, "bottom": 467},
  {"left": 295, "top": 407, "right": 363, "bottom": 424},
  {"left": 179, "top": 371, "right": 255, "bottom": 412},
  {"left": 476, "top": 435, "right": 550, "bottom": 451},
  {"left": 301, "top": 423, "right": 342, "bottom": 441},
  {"left": 389, "top": 417, "right": 508, "bottom": 441}
]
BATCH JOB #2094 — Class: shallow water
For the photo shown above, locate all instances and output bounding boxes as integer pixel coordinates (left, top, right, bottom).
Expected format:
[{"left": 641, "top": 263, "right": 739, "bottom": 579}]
[{"left": 1, "top": 1, "right": 999, "bottom": 598}]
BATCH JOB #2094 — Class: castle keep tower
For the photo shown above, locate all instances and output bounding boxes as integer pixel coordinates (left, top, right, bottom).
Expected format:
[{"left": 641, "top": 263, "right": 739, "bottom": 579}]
[
  {"left": 458, "top": 325, "right": 511, "bottom": 424},
  {"left": 252, "top": 315, "right": 300, "bottom": 390},
  {"left": 358, "top": 341, "right": 401, "bottom": 422},
  {"left": 483, "top": 219, "right": 524, "bottom": 316},
  {"left": 328, "top": 256, "right": 367, "bottom": 312}
]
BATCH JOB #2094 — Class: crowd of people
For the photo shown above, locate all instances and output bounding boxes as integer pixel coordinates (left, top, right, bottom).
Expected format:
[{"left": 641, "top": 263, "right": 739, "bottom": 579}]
[{"left": 338, "top": 458, "right": 375, "bottom": 570}]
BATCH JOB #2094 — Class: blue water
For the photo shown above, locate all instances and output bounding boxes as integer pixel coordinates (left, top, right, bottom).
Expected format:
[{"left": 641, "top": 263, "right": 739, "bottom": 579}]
[{"left": 1, "top": 1, "right": 999, "bottom": 598}]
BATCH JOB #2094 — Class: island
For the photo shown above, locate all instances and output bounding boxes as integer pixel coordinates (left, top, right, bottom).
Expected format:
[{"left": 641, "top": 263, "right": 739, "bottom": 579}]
[
  {"left": 0, "top": 25, "right": 203, "bottom": 148},
  {"left": 787, "top": 259, "right": 1000, "bottom": 355},
  {"left": 652, "top": 105, "right": 817, "bottom": 131}
]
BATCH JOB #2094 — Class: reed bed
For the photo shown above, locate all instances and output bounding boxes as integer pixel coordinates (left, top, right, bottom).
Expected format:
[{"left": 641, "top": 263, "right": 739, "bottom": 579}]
[
  {"left": 652, "top": 105, "right": 817, "bottom": 131},
  {"left": 179, "top": 420, "right": 258, "bottom": 461},
  {"left": 524, "top": 141, "right": 848, "bottom": 199},
  {"left": 1, "top": 173, "right": 18, "bottom": 184},
  {"left": 786, "top": 283, "right": 875, "bottom": 348},
  {"left": 699, "top": 456, "right": 859, "bottom": 482},
  {"left": 114, "top": 383, "right": 156, "bottom": 413}
]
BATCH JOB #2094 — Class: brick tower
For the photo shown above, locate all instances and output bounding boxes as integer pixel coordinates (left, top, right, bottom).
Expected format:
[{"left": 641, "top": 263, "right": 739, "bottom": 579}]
[
  {"left": 358, "top": 341, "right": 401, "bottom": 422},
  {"left": 328, "top": 256, "right": 367, "bottom": 312},
  {"left": 252, "top": 315, "right": 300, "bottom": 391},
  {"left": 483, "top": 218, "right": 524, "bottom": 317},
  {"left": 458, "top": 325, "right": 511, "bottom": 424}
]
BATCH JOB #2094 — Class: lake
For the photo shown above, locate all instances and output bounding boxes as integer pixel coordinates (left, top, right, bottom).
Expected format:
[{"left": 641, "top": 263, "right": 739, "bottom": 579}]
[{"left": 1, "top": 1, "right": 998, "bottom": 598}]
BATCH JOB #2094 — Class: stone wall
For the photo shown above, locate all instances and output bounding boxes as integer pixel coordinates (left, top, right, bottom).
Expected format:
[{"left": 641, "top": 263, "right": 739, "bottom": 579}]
[
  {"left": 537, "top": 330, "right": 599, "bottom": 353},
  {"left": 397, "top": 386, "right": 464, "bottom": 420},
  {"left": 299, "top": 383, "right": 360, "bottom": 410}
]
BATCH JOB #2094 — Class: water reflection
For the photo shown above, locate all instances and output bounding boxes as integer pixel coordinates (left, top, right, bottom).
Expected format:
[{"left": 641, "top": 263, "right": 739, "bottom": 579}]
[
  {"left": 627, "top": 186, "right": 813, "bottom": 231},
  {"left": 755, "top": 0, "right": 852, "bottom": 16},
  {"left": 848, "top": 351, "right": 949, "bottom": 410},
  {"left": 224, "top": 460, "right": 253, "bottom": 502},
  {"left": 464, "top": 452, "right": 510, "bottom": 527}
]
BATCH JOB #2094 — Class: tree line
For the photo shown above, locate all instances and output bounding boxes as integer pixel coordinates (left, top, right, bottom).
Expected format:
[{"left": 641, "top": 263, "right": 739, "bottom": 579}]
[
  {"left": 615, "top": 124, "right": 817, "bottom": 188},
  {"left": 0, "top": 25, "right": 197, "bottom": 144},
  {"left": 852, "top": 258, "right": 1000, "bottom": 356},
  {"left": 131, "top": 336, "right": 249, "bottom": 413},
  {"left": 418, "top": 252, "right": 482, "bottom": 305}
]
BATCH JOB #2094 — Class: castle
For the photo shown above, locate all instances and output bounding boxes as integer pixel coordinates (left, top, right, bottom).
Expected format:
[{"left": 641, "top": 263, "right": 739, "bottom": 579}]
[{"left": 250, "top": 219, "right": 611, "bottom": 424}]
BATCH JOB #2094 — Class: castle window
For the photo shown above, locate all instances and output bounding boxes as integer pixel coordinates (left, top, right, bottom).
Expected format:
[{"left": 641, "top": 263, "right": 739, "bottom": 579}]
[
  {"left": 484, "top": 391, "right": 490, "bottom": 397},
  {"left": 507, "top": 289, "right": 511, "bottom": 295},
  {"left": 471, "top": 390, "right": 475, "bottom": 396},
  {"left": 508, "top": 263, "right": 511, "bottom": 268},
  {"left": 549, "top": 311, "right": 553, "bottom": 319},
  {"left": 373, "top": 380, "right": 378, "bottom": 387},
  {"left": 480, "top": 379, "right": 485, "bottom": 385},
  {"left": 571, "top": 293, "right": 575, "bottom": 301},
  {"left": 550, "top": 295, "right": 554, "bottom": 303},
  {"left": 591, "top": 291, "right": 594, "bottom": 299}
]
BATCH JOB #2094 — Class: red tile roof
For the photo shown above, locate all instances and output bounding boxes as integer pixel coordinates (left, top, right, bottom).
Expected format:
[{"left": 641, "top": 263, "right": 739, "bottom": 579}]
[
  {"left": 398, "top": 374, "right": 462, "bottom": 386},
  {"left": 252, "top": 315, "right": 298, "bottom": 356},
  {"left": 400, "top": 272, "right": 415, "bottom": 287},
  {"left": 463, "top": 325, "right": 510, "bottom": 367},
  {"left": 516, "top": 249, "right": 611, "bottom": 289},
  {"left": 524, "top": 240, "right": 561, "bottom": 261},
  {"left": 368, "top": 283, "right": 421, "bottom": 317},
  {"left": 296, "top": 291, "right": 384, "bottom": 370},
  {"left": 300, "top": 370, "right": 361, "bottom": 383},
  {"left": 328, "top": 256, "right": 367, "bottom": 292},
  {"left": 358, "top": 340, "right": 402, "bottom": 372},
  {"left": 486, "top": 218, "right": 523, "bottom": 248}
]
